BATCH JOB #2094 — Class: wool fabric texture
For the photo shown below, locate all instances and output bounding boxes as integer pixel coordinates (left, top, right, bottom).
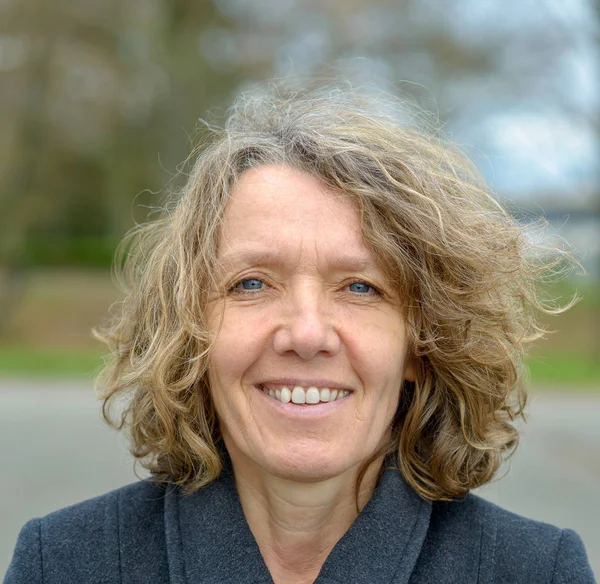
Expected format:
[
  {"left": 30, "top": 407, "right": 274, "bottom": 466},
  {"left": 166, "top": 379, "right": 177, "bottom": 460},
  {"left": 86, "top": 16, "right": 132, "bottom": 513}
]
[{"left": 4, "top": 461, "right": 595, "bottom": 583}]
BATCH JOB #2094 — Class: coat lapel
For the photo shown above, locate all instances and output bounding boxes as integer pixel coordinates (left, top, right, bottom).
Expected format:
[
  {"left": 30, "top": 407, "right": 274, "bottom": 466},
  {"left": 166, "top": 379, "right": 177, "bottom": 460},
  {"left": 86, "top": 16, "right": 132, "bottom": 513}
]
[
  {"left": 315, "top": 466, "right": 431, "bottom": 584},
  {"left": 164, "top": 463, "right": 274, "bottom": 584},
  {"left": 164, "top": 460, "right": 431, "bottom": 584}
]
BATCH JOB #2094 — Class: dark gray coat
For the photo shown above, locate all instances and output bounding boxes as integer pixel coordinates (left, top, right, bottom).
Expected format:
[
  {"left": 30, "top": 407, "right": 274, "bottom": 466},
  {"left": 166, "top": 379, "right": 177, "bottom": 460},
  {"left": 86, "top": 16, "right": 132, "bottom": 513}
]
[{"left": 4, "top": 461, "right": 595, "bottom": 583}]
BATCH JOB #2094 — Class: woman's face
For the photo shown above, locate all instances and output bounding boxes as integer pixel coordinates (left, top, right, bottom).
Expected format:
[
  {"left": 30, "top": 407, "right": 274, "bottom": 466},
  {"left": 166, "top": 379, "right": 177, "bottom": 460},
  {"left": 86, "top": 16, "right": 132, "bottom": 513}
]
[{"left": 207, "top": 164, "right": 415, "bottom": 482}]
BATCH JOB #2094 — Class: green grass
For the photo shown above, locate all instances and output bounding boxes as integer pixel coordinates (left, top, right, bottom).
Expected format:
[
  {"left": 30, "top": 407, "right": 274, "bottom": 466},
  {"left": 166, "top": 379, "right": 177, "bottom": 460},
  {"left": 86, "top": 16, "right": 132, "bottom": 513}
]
[
  {"left": 0, "top": 346, "right": 105, "bottom": 378},
  {"left": 526, "top": 353, "right": 600, "bottom": 388},
  {"left": 0, "top": 346, "right": 599, "bottom": 390}
]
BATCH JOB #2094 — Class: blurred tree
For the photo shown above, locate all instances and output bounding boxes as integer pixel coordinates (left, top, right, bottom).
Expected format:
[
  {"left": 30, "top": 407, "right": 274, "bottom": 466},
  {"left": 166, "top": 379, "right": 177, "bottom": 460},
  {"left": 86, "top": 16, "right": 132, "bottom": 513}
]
[
  {"left": 0, "top": 0, "right": 239, "bottom": 335},
  {"left": 0, "top": 0, "right": 57, "bottom": 333}
]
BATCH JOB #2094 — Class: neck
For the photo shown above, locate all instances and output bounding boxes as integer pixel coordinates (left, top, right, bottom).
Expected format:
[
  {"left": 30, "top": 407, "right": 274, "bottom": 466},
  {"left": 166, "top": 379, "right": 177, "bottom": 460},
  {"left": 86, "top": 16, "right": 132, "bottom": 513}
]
[{"left": 226, "top": 443, "right": 383, "bottom": 584}]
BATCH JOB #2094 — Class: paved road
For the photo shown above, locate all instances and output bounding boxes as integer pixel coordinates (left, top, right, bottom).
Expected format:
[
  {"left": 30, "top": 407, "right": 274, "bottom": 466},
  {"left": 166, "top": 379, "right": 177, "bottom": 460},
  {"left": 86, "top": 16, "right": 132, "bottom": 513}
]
[{"left": 1, "top": 380, "right": 599, "bottom": 578}]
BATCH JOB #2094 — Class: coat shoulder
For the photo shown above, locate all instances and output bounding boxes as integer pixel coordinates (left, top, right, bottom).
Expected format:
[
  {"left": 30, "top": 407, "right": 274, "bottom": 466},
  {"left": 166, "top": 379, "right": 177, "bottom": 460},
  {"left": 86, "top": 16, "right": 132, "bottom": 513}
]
[
  {"left": 42, "top": 479, "right": 166, "bottom": 533},
  {"left": 424, "top": 493, "right": 594, "bottom": 583},
  {"left": 4, "top": 480, "right": 169, "bottom": 584}
]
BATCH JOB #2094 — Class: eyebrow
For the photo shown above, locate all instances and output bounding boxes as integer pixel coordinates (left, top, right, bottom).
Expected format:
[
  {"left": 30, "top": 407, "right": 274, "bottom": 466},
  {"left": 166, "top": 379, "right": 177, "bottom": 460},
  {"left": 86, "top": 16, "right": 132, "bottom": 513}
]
[
  {"left": 218, "top": 248, "right": 377, "bottom": 274},
  {"left": 219, "top": 249, "right": 280, "bottom": 268}
]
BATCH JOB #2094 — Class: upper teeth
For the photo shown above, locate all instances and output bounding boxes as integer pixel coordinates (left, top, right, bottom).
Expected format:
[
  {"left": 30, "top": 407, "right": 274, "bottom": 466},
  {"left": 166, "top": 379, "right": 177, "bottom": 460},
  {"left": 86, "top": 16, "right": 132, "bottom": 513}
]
[{"left": 262, "top": 385, "right": 350, "bottom": 404}]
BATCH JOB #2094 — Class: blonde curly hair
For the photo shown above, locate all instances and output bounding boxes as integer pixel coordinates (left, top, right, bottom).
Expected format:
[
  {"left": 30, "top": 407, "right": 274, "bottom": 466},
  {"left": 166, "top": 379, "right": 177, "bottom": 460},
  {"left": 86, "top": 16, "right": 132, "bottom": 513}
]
[{"left": 95, "top": 81, "right": 570, "bottom": 501}]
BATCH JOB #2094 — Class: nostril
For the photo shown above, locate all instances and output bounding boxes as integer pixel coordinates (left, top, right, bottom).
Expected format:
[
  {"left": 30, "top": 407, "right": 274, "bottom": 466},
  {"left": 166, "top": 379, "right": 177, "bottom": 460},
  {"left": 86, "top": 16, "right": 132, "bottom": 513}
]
[{"left": 272, "top": 320, "right": 341, "bottom": 360}]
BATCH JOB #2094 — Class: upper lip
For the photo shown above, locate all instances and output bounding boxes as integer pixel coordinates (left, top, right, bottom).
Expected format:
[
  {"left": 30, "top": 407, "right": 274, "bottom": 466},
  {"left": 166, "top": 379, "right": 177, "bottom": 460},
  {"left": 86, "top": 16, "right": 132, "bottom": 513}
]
[{"left": 257, "top": 378, "right": 353, "bottom": 390}]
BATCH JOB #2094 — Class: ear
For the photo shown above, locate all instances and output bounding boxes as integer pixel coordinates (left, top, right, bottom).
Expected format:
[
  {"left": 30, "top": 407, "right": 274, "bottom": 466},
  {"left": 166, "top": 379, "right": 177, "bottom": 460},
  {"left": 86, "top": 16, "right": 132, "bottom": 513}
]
[{"left": 403, "top": 355, "right": 417, "bottom": 383}]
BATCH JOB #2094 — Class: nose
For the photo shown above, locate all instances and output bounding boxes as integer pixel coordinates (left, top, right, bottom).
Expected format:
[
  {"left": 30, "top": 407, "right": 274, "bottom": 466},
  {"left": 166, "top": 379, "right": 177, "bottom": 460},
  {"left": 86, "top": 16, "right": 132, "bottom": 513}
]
[{"left": 272, "top": 283, "right": 341, "bottom": 360}]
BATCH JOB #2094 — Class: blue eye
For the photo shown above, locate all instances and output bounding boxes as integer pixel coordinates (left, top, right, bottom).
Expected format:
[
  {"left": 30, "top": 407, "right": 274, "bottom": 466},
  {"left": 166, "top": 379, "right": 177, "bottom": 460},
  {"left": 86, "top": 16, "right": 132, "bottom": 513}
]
[
  {"left": 348, "top": 281, "right": 375, "bottom": 294},
  {"left": 240, "top": 278, "right": 264, "bottom": 291}
]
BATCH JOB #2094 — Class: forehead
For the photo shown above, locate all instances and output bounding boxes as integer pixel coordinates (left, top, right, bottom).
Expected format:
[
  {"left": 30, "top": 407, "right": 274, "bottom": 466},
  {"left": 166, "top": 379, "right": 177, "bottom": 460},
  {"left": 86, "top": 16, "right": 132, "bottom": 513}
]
[
  {"left": 218, "top": 165, "right": 376, "bottom": 270},
  {"left": 223, "top": 164, "right": 356, "bottom": 227}
]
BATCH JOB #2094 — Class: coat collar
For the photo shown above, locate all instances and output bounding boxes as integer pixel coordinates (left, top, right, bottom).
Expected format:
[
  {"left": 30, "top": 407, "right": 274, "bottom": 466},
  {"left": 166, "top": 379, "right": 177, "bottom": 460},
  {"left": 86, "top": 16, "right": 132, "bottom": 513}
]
[{"left": 164, "top": 458, "right": 431, "bottom": 584}]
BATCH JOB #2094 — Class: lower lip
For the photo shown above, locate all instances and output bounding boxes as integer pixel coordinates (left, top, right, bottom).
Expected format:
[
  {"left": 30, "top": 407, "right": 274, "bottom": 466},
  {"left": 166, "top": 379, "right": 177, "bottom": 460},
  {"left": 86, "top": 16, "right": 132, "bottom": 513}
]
[{"left": 254, "top": 385, "right": 351, "bottom": 419}]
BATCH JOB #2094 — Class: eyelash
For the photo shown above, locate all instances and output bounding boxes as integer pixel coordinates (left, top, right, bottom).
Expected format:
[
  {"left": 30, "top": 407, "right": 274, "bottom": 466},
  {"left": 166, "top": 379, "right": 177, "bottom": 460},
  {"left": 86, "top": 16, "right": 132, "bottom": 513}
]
[
  {"left": 227, "top": 277, "right": 381, "bottom": 297},
  {"left": 228, "top": 278, "right": 266, "bottom": 295}
]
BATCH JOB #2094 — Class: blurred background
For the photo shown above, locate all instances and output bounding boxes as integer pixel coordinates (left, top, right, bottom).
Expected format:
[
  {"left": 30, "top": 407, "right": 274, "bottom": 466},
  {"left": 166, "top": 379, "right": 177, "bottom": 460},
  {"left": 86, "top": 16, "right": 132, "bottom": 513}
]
[{"left": 1, "top": 0, "right": 599, "bottom": 577}]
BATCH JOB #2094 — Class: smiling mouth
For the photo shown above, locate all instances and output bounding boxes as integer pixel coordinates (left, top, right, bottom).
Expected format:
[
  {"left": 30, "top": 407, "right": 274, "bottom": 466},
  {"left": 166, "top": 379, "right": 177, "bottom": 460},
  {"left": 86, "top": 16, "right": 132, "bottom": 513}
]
[{"left": 258, "top": 385, "right": 351, "bottom": 405}]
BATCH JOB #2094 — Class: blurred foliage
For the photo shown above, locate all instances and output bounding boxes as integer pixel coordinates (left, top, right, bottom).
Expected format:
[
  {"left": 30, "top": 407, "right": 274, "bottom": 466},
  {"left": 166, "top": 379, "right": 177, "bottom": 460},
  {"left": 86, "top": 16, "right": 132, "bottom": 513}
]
[
  {"left": 0, "top": 0, "right": 243, "bottom": 271},
  {"left": 23, "top": 236, "right": 119, "bottom": 267}
]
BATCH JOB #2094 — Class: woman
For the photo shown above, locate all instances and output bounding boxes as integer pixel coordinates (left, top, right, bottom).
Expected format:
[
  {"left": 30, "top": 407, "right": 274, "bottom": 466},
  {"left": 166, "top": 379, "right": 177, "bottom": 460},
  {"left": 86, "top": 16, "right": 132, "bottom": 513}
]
[{"left": 5, "top": 83, "right": 595, "bottom": 583}]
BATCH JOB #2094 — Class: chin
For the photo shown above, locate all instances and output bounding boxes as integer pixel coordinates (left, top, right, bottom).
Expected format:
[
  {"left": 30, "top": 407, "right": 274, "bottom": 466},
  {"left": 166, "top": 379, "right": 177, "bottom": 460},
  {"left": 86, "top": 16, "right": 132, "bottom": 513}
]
[{"left": 265, "top": 443, "right": 361, "bottom": 483}]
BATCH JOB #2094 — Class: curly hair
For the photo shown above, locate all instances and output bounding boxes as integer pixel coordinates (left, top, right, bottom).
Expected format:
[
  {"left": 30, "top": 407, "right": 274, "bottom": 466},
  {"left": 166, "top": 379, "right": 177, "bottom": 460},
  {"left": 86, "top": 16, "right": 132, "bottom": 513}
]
[{"left": 95, "top": 81, "right": 571, "bottom": 501}]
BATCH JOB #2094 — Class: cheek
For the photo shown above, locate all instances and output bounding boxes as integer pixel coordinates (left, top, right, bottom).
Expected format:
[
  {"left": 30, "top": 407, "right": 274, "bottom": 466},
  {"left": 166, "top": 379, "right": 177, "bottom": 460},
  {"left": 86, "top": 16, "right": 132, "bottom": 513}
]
[
  {"left": 206, "top": 311, "right": 266, "bottom": 414},
  {"left": 206, "top": 325, "right": 239, "bottom": 414},
  {"left": 208, "top": 306, "right": 254, "bottom": 376},
  {"left": 354, "top": 316, "right": 409, "bottom": 380},
  {"left": 207, "top": 346, "right": 246, "bottom": 433}
]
